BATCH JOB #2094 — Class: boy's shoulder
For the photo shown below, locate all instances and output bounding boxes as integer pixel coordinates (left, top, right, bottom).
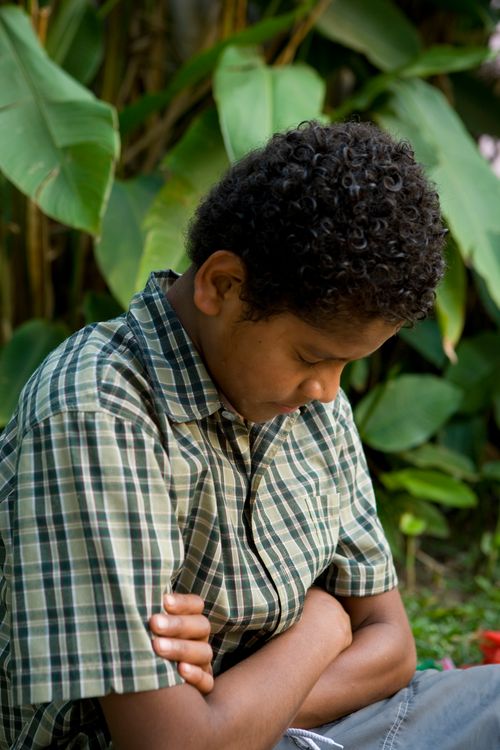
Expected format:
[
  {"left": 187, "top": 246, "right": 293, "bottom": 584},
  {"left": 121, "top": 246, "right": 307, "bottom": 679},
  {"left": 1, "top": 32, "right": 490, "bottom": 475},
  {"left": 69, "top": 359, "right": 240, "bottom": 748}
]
[{"left": 16, "top": 314, "right": 154, "bottom": 433}]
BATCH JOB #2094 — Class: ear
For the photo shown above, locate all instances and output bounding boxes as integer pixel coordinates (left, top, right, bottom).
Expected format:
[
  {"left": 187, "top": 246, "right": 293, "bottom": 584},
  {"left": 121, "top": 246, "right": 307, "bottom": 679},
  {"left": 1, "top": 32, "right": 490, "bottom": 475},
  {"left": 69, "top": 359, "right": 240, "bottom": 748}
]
[{"left": 193, "top": 251, "right": 246, "bottom": 316}]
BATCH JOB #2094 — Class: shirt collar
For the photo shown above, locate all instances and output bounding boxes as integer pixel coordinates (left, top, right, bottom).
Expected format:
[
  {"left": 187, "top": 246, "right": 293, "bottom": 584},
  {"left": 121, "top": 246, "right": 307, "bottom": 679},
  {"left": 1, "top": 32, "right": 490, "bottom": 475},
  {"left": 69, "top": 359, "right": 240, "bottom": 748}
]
[{"left": 127, "top": 271, "right": 222, "bottom": 423}]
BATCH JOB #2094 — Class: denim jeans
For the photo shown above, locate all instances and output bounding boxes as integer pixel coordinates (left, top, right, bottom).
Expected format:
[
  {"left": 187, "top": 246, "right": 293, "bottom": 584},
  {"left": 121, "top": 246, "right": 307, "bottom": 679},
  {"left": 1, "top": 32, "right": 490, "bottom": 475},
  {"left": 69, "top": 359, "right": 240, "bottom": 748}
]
[{"left": 274, "top": 665, "right": 500, "bottom": 750}]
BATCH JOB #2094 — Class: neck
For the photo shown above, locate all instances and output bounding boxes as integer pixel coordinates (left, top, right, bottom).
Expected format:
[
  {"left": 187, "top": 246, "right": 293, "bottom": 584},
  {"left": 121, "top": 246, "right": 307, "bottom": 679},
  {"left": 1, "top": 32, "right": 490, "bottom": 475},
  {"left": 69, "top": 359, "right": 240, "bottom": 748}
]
[{"left": 166, "top": 266, "right": 200, "bottom": 345}]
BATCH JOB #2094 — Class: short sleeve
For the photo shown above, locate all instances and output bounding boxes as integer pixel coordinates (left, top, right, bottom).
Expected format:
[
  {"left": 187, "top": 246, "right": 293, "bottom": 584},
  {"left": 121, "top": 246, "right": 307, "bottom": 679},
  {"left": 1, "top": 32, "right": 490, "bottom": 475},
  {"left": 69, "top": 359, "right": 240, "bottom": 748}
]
[
  {"left": 320, "top": 393, "right": 397, "bottom": 597},
  {"left": 9, "top": 411, "right": 185, "bottom": 705}
]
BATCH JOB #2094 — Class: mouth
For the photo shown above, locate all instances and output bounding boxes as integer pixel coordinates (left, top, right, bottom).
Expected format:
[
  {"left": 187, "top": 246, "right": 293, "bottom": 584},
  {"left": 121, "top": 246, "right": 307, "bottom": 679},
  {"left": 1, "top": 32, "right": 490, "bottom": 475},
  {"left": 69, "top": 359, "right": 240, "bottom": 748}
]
[{"left": 274, "top": 403, "right": 301, "bottom": 414}]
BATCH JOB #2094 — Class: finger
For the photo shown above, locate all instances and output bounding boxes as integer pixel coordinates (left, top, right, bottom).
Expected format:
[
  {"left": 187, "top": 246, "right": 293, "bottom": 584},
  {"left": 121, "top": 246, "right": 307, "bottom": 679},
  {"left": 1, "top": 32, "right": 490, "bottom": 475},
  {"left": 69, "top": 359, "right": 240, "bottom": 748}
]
[
  {"left": 163, "top": 593, "right": 205, "bottom": 615},
  {"left": 178, "top": 663, "right": 214, "bottom": 695},
  {"left": 152, "top": 637, "right": 213, "bottom": 665},
  {"left": 149, "top": 613, "right": 211, "bottom": 640}
]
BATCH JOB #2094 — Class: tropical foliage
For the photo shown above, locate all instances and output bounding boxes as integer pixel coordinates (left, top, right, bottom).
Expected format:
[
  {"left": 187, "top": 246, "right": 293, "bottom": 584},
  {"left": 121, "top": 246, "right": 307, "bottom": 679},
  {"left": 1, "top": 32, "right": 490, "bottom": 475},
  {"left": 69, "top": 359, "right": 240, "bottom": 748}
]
[{"left": 0, "top": 0, "right": 499, "bottom": 585}]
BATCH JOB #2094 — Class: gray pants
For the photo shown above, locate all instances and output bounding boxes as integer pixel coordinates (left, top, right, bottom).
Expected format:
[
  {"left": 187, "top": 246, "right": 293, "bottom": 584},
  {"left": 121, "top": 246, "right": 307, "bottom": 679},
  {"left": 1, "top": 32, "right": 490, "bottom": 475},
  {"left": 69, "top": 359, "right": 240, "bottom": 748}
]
[{"left": 275, "top": 665, "right": 500, "bottom": 750}]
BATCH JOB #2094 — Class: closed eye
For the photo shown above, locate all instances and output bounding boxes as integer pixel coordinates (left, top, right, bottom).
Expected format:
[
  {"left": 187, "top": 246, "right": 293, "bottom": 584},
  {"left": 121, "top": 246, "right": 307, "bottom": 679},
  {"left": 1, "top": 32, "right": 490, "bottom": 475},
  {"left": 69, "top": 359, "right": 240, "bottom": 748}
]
[{"left": 297, "top": 354, "right": 323, "bottom": 366}]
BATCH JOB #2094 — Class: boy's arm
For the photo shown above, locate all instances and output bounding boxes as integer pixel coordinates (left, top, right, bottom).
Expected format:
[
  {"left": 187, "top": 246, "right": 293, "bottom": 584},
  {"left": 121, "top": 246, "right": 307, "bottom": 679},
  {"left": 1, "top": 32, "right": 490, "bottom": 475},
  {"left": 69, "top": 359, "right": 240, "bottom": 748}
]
[
  {"left": 99, "top": 588, "right": 352, "bottom": 750},
  {"left": 291, "top": 587, "right": 417, "bottom": 728}
]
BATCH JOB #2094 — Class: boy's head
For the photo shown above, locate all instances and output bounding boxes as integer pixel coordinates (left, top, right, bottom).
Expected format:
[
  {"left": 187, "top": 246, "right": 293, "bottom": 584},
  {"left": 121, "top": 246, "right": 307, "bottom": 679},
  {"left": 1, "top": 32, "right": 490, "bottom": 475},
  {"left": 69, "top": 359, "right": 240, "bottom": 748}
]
[{"left": 187, "top": 120, "right": 446, "bottom": 328}]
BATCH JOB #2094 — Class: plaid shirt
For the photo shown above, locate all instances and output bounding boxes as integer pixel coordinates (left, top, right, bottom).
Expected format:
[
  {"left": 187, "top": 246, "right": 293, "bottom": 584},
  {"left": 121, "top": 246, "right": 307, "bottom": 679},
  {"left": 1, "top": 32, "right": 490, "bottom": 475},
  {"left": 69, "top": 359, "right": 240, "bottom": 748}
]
[{"left": 0, "top": 271, "right": 396, "bottom": 748}]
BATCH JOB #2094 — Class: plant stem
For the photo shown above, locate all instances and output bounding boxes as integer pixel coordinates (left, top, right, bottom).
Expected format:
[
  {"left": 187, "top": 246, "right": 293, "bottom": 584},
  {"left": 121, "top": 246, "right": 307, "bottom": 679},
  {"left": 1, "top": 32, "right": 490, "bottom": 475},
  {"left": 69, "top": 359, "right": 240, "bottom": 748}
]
[
  {"left": 0, "top": 220, "right": 12, "bottom": 346},
  {"left": 26, "top": 201, "right": 53, "bottom": 319},
  {"left": 406, "top": 536, "right": 418, "bottom": 593}
]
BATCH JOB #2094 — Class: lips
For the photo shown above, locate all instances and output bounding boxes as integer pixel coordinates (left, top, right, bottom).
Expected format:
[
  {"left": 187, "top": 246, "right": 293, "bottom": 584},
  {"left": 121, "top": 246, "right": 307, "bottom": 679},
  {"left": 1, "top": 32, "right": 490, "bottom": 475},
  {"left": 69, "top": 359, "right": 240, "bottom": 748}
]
[{"left": 275, "top": 403, "right": 301, "bottom": 414}]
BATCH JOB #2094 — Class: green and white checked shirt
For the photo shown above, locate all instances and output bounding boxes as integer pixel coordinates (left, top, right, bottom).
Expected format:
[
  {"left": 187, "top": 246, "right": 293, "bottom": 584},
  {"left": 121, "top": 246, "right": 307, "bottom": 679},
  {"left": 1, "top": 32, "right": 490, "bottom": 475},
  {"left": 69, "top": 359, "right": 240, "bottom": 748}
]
[{"left": 0, "top": 271, "right": 396, "bottom": 748}]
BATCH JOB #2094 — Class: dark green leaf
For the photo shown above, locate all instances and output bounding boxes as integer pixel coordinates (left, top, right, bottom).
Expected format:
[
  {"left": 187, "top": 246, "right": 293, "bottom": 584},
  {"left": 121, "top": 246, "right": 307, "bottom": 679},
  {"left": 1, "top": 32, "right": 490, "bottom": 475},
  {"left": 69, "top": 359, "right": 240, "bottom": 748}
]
[
  {"left": 438, "top": 415, "right": 487, "bottom": 465},
  {"left": 445, "top": 332, "right": 500, "bottom": 414},
  {"left": 481, "top": 461, "right": 500, "bottom": 482},
  {"left": 316, "top": 0, "right": 421, "bottom": 71},
  {"left": 0, "top": 319, "right": 68, "bottom": 426},
  {"left": 453, "top": 72, "right": 500, "bottom": 139},
  {"left": 82, "top": 291, "right": 123, "bottom": 324},
  {"left": 46, "top": 0, "right": 104, "bottom": 85},
  {"left": 355, "top": 374, "right": 462, "bottom": 452},
  {"left": 398, "top": 320, "right": 446, "bottom": 368}
]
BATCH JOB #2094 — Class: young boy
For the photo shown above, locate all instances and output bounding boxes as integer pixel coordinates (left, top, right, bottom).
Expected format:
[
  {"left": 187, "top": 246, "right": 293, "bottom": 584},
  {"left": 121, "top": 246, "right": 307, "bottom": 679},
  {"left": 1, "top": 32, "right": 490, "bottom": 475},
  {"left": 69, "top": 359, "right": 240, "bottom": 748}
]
[{"left": 0, "top": 121, "right": 498, "bottom": 750}]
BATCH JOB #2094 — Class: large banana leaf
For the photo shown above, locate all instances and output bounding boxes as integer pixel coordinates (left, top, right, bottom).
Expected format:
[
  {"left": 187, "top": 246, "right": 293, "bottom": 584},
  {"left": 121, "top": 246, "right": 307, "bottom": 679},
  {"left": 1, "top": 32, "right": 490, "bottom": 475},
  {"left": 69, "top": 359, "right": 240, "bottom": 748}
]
[
  {"left": 0, "top": 6, "right": 118, "bottom": 234},
  {"left": 95, "top": 174, "right": 162, "bottom": 308},
  {"left": 137, "top": 108, "right": 228, "bottom": 285},
  {"left": 376, "top": 78, "right": 500, "bottom": 309},
  {"left": 316, "top": 0, "right": 420, "bottom": 71},
  {"left": 214, "top": 46, "right": 325, "bottom": 163}
]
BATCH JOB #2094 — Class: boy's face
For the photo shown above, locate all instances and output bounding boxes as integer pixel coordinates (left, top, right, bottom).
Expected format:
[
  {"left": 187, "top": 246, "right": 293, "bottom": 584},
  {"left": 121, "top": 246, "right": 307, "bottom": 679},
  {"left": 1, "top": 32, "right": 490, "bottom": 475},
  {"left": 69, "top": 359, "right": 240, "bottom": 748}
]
[{"left": 202, "top": 305, "right": 398, "bottom": 424}]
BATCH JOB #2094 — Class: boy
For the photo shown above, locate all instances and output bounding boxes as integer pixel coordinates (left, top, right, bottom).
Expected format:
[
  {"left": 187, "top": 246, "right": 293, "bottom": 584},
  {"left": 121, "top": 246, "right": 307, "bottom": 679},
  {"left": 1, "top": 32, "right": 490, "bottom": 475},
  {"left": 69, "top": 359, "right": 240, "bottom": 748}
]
[{"left": 0, "top": 121, "right": 498, "bottom": 749}]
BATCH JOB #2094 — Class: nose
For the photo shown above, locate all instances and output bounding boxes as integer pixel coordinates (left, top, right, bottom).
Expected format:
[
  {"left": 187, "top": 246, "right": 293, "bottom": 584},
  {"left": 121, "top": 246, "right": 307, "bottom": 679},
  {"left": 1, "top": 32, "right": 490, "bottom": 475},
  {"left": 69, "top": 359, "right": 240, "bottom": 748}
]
[{"left": 299, "top": 365, "right": 343, "bottom": 404}]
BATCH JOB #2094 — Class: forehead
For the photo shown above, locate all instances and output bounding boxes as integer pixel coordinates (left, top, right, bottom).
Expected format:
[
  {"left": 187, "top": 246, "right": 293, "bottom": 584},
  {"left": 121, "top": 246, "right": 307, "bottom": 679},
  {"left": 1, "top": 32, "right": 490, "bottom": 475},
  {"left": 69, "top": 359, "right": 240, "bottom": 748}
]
[{"left": 249, "top": 312, "right": 399, "bottom": 360}]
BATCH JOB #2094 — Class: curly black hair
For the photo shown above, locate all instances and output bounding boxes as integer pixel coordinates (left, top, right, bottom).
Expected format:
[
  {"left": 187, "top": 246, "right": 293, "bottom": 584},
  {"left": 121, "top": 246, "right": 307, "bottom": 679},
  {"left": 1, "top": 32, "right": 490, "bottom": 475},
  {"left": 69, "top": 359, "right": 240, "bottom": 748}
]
[{"left": 187, "top": 121, "right": 446, "bottom": 325}]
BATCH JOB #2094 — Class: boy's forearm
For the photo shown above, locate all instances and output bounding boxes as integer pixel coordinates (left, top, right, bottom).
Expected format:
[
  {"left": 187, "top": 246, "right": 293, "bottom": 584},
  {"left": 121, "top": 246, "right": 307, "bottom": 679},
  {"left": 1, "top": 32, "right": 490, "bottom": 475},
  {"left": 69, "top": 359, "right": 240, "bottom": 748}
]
[
  {"left": 291, "top": 618, "right": 416, "bottom": 728},
  {"left": 100, "top": 589, "right": 352, "bottom": 750},
  {"left": 290, "top": 589, "right": 417, "bottom": 729}
]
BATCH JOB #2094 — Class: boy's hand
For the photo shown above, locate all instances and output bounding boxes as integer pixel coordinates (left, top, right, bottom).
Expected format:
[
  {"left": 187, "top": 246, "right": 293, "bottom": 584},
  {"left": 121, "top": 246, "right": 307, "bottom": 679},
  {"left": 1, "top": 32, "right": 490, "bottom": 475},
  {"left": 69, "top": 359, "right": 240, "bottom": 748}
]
[{"left": 149, "top": 593, "right": 214, "bottom": 694}]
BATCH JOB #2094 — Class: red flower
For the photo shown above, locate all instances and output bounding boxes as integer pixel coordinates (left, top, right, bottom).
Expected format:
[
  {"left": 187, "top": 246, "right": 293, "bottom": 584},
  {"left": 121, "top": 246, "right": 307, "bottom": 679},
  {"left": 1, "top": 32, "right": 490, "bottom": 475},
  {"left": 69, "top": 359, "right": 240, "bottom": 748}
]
[{"left": 479, "top": 631, "right": 500, "bottom": 664}]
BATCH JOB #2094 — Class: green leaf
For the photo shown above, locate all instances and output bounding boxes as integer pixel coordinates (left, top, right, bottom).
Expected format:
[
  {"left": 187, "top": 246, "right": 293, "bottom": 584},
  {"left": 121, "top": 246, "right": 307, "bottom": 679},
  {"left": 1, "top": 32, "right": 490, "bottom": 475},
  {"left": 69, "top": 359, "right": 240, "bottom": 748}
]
[
  {"left": 401, "top": 44, "right": 492, "bottom": 78},
  {"left": 119, "top": 2, "right": 315, "bottom": 136},
  {"left": 435, "top": 238, "right": 467, "bottom": 352},
  {"left": 82, "top": 291, "right": 123, "bottom": 324},
  {"left": 332, "top": 45, "right": 491, "bottom": 121},
  {"left": 474, "top": 272, "right": 500, "bottom": 327},
  {"left": 398, "top": 320, "right": 446, "bottom": 368},
  {"left": 316, "top": 0, "right": 421, "bottom": 71},
  {"left": 355, "top": 374, "right": 462, "bottom": 452},
  {"left": 381, "top": 468, "right": 478, "bottom": 507},
  {"left": 137, "top": 109, "right": 228, "bottom": 286},
  {"left": 494, "top": 385, "right": 500, "bottom": 430},
  {"left": 453, "top": 72, "right": 500, "bottom": 140},
  {"left": 400, "top": 443, "right": 478, "bottom": 482},
  {"left": 213, "top": 46, "right": 325, "bottom": 162},
  {"left": 400, "top": 511, "right": 427, "bottom": 536},
  {"left": 0, "top": 319, "right": 68, "bottom": 426},
  {"left": 439, "top": 414, "right": 487, "bottom": 465},
  {"left": 342, "top": 357, "right": 369, "bottom": 393},
  {"left": 375, "top": 78, "right": 500, "bottom": 309},
  {"left": 445, "top": 332, "right": 500, "bottom": 414},
  {"left": 46, "top": 0, "right": 104, "bottom": 85},
  {"left": 0, "top": 6, "right": 119, "bottom": 234},
  {"left": 401, "top": 498, "right": 449, "bottom": 538},
  {"left": 481, "top": 461, "right": 500, "bottom": 482},
  {"left": 95, "top": 174, "right": 162, "bottom": 308}
]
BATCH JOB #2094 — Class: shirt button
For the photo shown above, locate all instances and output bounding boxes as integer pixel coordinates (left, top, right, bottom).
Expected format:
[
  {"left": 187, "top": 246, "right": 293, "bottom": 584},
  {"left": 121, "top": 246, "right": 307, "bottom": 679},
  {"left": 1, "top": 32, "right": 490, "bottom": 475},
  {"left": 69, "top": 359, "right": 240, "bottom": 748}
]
[{"left": 221, "top": 410, "right": 236, "bottom": 422}]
